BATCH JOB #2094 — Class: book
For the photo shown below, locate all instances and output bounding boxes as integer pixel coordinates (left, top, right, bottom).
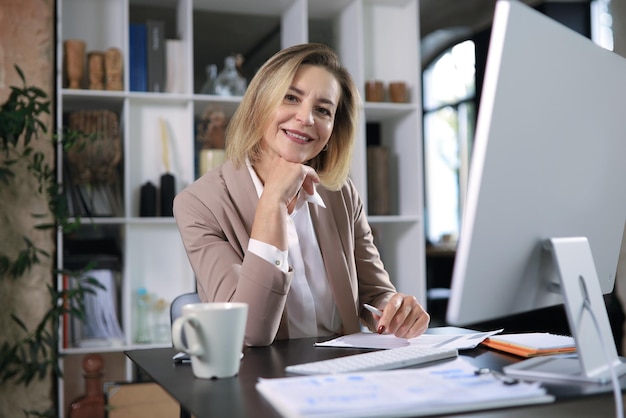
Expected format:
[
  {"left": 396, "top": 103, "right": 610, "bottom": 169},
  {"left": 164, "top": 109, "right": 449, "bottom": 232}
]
[
  {"left": 62, "top": 274, "right": 71, "bottom": 349},
  {"left": 367, "top": 145, "right": 391, "bottom": 215},
  {"left": 481, "top": 332, "right": 576, "bottom": 358},
  {"left": 257, "top": 357, "right": 554, "bottom": 418},
  {"left": 146, "top": 20, "right": 166, "bottom": 92},
  {"left": 105, "top": 382, "right": 179, "bottom": 418},
  {"left": 165, "top": 39, "right": 185, "bottom": 94},
  {"left": 129, "top": 23, "right": 147, "bottom": 92}
]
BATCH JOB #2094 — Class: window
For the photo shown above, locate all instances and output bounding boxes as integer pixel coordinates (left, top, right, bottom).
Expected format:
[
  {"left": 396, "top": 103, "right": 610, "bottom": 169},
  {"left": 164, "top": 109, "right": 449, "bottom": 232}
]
[
  {"left": 422, "top": 40, "right": 476, "bottom": 247},
  {"left": 421, "top": 2, "right": 612, "bottom": 249}
]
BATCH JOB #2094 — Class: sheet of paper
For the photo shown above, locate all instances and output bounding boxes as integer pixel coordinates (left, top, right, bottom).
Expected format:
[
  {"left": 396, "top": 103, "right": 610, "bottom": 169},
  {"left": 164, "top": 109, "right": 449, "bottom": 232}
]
[
  {"left": 315, "top": 329, "right": 503, "bottom": 350},
  {"left": 257, "top": 357, "right": 553, "bottom": 418}
]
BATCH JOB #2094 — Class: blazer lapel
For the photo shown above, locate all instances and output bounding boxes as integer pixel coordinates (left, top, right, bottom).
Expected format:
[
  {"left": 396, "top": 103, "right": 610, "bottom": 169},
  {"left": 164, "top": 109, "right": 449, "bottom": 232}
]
[
  {"left": 310, "top": 191, "right": 361, "bottom": 334},
  {"left": 221, "top": 160, "right": 258, "bottom": 236}
]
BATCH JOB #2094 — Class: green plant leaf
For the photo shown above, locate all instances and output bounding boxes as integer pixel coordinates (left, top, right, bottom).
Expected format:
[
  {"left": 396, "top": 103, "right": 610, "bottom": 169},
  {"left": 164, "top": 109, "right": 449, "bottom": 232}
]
[{"left": 11, "top": 314, "right": 28, "bottom": 332}]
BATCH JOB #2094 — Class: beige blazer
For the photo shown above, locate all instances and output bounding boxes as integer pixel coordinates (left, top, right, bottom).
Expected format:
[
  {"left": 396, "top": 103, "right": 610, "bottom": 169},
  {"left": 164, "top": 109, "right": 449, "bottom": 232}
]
[{"left": 173, "top": 160, "right": 397, "bottom": 346}]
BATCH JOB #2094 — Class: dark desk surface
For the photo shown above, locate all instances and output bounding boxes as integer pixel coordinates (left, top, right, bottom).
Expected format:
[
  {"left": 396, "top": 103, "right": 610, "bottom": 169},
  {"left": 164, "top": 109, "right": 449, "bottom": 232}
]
[{"left": 126, "top": 336, "right": 625, "bottom": 418}]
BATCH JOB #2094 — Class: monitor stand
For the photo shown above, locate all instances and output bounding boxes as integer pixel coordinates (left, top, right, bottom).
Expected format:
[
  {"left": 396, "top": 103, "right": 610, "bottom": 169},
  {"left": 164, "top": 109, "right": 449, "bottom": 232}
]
[{"left": 503, "top": 237, "right": 626, "bottom": 385}]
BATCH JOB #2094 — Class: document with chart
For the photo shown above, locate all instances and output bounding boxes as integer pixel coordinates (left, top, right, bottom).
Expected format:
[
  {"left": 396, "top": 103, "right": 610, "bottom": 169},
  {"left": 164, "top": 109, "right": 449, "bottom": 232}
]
[{"left": 257, "top": 357, "right": 553, "bottom": 418}]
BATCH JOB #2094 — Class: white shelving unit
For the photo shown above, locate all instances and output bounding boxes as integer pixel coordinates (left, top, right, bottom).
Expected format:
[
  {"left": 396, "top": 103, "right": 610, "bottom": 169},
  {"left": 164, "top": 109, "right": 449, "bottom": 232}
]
[{"left": 56, "top": 0, "right": 424, "bottom": 415}]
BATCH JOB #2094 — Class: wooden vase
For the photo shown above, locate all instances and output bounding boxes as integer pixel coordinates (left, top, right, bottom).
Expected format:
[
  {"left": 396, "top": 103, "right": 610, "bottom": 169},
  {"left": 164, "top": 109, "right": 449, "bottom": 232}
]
[
  {"left": 88, "top": 51, "right": 105, "bottom": 90},
  {"left": 105, "top": 47, "right": 123, "bottom": 91},
  {"left": 64, "top": 39, "right": 86, "bottom": 89}
]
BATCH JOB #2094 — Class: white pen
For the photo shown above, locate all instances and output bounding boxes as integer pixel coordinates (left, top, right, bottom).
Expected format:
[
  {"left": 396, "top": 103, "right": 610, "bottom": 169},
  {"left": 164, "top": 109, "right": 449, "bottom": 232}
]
[{"left": 363, "top": 303, "right": 383, "bottom": 316}]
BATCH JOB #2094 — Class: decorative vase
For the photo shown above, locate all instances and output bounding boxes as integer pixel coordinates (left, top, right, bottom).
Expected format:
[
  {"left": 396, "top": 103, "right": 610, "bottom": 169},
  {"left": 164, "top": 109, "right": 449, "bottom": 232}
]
[
  {"left": 88, "top": 51, "right": 105, "bottom": 90},
  {"left": 64, "top": 39, "right": 86, "bottom": 89},
  {"left": 105, "top": 47, "right": 123, "bottom": 91}
]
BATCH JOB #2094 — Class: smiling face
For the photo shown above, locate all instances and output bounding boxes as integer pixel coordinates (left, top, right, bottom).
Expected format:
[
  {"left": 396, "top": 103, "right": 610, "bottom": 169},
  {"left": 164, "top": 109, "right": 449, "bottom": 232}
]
[{"left": 260, "top": 64, "right": 340, "bottom": 167}]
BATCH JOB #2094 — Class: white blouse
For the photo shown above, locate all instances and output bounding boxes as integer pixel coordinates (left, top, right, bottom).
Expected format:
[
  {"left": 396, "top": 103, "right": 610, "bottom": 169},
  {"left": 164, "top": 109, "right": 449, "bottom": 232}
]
[{"left": 246, "top": 162, "right": 341, "bottom": 338}]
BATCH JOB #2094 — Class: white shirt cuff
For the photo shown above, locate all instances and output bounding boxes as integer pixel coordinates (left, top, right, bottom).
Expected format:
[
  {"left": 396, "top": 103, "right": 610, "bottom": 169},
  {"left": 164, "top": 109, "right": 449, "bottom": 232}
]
[{"left": 248, "top": 238, "right": 289, "bottom": 273}]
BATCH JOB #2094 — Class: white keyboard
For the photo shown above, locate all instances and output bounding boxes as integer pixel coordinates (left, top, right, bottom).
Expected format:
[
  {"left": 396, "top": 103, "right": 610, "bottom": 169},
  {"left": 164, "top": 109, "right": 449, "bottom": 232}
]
[{"left": 285, "top": 345, "right": 458, "bottom": 375}]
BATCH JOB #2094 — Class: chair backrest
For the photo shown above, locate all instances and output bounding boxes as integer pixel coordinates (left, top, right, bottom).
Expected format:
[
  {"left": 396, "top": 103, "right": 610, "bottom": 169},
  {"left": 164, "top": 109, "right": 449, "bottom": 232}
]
[
  {"left": 170, "top": 293, "right": 199, "bottom": 416},
  {"left": 170, "top": 292, "right": 201, "bottom": 323}
]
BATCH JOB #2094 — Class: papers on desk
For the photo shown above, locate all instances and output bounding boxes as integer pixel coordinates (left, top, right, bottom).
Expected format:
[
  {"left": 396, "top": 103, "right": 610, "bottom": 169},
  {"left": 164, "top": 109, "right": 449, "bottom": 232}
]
[
  {"left": 257, "top": 357, "right": 554, "bottom": 418},
  {"left": 69, "top": 269, "right": 125, "bottom": 348},
  {"left": 315, "top": 329, "right": 503, "bottom": 351}
]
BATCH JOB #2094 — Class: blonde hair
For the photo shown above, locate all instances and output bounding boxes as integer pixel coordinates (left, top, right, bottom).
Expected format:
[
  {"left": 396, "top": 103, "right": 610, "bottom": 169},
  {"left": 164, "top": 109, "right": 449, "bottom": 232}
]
[{"left": 225, "top": 43, "right": 361, "bottom": 190}]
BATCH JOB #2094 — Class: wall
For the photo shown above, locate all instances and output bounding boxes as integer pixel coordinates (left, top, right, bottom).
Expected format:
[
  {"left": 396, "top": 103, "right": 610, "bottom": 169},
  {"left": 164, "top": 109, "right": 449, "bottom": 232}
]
[{"left": 0, "top": 0, "right": 55, "bottom": 416}]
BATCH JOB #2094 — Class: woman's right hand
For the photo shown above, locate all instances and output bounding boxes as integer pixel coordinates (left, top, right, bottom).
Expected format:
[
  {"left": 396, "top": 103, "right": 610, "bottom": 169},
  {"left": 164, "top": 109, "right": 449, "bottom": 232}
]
[
  {"left": 261, "top": 158, "right": 320, "bottom": 209},
  {"left": 251, "top": 158, "right": 320, "bottom": 250}
]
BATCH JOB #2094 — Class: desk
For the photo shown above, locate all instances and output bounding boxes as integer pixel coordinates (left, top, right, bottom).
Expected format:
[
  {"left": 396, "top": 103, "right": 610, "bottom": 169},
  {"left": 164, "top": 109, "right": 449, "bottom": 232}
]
[{"left": 126, "top": 337, "right": 625, "bottom": 418}]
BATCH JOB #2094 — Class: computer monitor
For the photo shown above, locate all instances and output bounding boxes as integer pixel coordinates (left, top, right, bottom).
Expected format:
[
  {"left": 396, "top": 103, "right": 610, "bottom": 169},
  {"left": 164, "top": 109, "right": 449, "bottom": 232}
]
[{"left": 446, "top": 0, "right": 626, "bottom": 383}]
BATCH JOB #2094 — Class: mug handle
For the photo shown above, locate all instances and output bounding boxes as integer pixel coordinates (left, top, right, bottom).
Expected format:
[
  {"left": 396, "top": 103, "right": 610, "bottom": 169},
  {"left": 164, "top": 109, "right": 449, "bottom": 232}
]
[{"left": 172, "top": 316, "right": 205, "bottom": 356}]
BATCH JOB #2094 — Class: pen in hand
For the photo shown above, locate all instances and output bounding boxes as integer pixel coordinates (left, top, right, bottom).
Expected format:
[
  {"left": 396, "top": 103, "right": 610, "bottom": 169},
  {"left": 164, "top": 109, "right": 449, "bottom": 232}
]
[
  {"left": 363, "top": 304, "right": 386, "bottom": 334},
  {"left": 363, "top": 303, "right": 383, "bottom": 316}
]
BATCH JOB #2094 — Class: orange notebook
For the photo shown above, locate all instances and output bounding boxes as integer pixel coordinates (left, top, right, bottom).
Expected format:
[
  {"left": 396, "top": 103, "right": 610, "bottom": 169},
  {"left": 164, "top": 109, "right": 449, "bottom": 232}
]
[{"left": 481, "top": 332, "right": 576, "bottom": 358}]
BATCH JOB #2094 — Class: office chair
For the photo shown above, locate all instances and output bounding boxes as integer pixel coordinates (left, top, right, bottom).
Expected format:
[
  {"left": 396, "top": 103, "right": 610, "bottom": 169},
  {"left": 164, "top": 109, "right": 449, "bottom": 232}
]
[
  {"left": 169, "top": 291, "right": 200, "bottom": 418},
  {"left": 170, "top": 292, "right": 201, "bottom": 325}
]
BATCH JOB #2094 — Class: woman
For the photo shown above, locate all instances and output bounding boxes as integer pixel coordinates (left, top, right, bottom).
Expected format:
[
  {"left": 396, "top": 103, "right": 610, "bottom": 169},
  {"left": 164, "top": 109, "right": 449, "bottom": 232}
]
[{"left": 173, "top": 43, "right": 429, "bottom": 346}]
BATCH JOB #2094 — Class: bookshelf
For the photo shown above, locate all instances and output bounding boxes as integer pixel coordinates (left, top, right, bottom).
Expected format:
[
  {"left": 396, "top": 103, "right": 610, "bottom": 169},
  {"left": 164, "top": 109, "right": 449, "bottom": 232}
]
[{"left": 56, "top": 0, "right": 425, "bottom": 415}]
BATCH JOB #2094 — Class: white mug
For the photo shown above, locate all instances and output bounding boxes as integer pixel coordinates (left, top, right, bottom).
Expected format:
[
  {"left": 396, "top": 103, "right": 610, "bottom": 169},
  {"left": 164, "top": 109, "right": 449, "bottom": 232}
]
[{"left": 171, "top": 302, "right": 248, "bottom": 379}]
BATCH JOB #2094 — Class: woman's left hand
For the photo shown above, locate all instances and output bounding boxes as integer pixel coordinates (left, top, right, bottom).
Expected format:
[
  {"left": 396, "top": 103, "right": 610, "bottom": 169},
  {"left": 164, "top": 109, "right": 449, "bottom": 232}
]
[{"left": 375, "top": 293, "right": 430, "bottom": 339}]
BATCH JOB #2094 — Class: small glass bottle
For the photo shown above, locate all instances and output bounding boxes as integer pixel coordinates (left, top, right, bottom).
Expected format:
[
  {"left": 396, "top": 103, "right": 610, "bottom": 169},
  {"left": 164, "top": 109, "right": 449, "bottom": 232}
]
[
  {"left": 153, "top": 298, "right": 171, "bottom": 344},
  {"left": 134, "top": 287, "right": 151, "bottom": 344},
  {"left": 213, "top": 56, "right": 246, "bottom": 96}
]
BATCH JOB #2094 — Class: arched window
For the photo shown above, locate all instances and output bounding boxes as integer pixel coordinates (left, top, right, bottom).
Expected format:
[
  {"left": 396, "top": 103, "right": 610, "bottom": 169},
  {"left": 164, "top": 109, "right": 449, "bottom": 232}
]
[
  {"left": 421, "top": 1, "right": 613, "bottom": 250},
  {"left": 422, "top": 40, "right": 476, "bottom": 247}
]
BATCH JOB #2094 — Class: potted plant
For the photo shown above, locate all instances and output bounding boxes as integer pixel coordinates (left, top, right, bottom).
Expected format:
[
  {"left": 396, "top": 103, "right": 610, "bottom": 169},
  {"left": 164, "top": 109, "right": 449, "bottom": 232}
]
[{"left": 0, "top": 65, "right": 100, "bottom": 418}]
